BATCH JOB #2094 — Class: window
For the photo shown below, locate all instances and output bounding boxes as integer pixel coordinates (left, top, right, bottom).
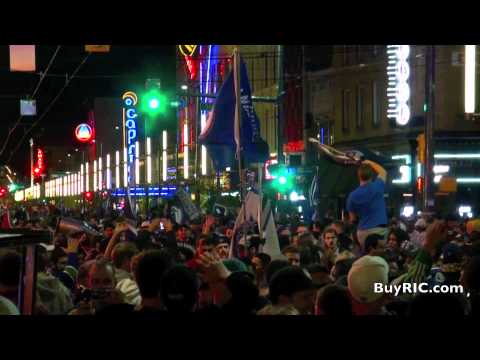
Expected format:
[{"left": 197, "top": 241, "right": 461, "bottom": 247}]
[
  {"left": 264, "top": 53, "right": 269, "bottom": 88},
  {"left": 342, "top": 89, "right": 351, "bottom": 132},
  {"left": 343, "top": 45, "right": 356, "bottom": 66},
  {"left": 372, "top": 81, "right": 381, "bottom": 127},
  {"left": 250, "top": 61, "right": 255, "bottom": 93},
  {"left": 358, "top": 45, "right": 367, "bottom": 64},
  {"left": 356, "top": 85, "right": 366, "bottom": 129},
  {"left": 330, "top": 122, "right": 335, "bottom": 144}
]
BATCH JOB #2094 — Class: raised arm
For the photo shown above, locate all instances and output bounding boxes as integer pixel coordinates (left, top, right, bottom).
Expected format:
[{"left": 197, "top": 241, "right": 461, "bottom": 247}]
[{"left": 362, "top": 160, "right": 387, "bottom": 182}]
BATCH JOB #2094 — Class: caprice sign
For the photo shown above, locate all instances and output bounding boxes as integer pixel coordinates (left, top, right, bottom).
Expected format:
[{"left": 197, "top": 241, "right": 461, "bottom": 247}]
[
  {"left": 122, "top": 91, "right": 138, "bottom": 164},
  {"left": 386, "top": 45, "right": 411, "bottom": 126}
]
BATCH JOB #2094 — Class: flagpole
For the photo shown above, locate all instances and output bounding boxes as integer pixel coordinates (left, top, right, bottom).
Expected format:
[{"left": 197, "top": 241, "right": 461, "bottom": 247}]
[{"left": 233, "top": 47, "right": 247, "bottom": 252}]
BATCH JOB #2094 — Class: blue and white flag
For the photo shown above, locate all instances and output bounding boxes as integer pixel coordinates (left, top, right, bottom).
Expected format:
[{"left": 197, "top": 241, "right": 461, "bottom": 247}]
[{"left": 199, "top": 57, "right": 269, "bottom": 172}]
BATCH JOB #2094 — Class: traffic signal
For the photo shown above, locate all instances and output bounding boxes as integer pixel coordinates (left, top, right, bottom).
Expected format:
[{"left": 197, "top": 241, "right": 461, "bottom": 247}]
[
  {"left": 8, "top": 183, "right": 20, "bottom": 192},
  {"left": 416, "top": 176, "right": 424, "bottom": 193},
  {"left": 269, "top": 165, "right": 295, "bottom": 193},
  {"left": 417, "top": 133, "right": 425, "bottom": 164},
  {"left": 84, "top": 191, "right": 94, "bottom": 202},
  {"left": 140, "top": 89, "right": 168, "bottom": 116},
  {"left": 0, "top": 186, "right": 7, "bottom": 198}
]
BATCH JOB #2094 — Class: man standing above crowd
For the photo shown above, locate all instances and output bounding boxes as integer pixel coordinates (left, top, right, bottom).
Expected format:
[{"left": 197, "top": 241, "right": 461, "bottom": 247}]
[{"left": 347, "top": 160, "right": 388, "bottom": 252}]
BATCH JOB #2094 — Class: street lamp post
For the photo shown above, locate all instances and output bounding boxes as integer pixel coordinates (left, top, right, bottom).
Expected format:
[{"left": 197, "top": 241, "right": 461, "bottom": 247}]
[
  {"left": 424, "top": 45, "right": 436, "bottom": 211},
  {"left": 29, "top": 138, "right": 34, "bottom": 188}
]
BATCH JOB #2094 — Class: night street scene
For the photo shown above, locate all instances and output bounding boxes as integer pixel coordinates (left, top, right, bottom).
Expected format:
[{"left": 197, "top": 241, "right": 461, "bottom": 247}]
[{"left": 1, "top": 44, "right": 479, "bottom": 317}]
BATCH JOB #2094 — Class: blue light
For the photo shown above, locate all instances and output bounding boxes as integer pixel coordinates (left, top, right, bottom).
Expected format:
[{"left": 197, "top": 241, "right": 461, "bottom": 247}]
[
  {"left": 206, "top": 45, "right": 212, "bottom": 99},
  {"left": 321, "top": 128, "right": 324, "bottom": 144}
]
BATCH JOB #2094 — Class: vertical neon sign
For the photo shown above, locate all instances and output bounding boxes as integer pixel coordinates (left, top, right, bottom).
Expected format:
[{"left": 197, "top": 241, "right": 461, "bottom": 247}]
[
  {"left": 122, "top": 91, "right": 139, "bottom": 184},
  {"left": 200, "top": 45, "right": 216, "bottom": 175},
  {"left": 465, "top": 45, "right": 476, "bottom": 114},
  {"left": 386, "top": 45, "right": 411, "bottom": 126}
]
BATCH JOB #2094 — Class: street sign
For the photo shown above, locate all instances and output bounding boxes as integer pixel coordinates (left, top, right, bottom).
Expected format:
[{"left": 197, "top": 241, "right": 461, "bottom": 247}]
[
  {"left": 20, "top": 100, "right": 36, "bottom": 116},
  {"left": 85, "top": 45, "right": 111, "bottom": 53}
]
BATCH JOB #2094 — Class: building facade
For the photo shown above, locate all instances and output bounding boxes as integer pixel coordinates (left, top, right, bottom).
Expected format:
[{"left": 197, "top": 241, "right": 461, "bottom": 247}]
[{"left": 307, "top": 45, "right": 480, "bottom": 216}]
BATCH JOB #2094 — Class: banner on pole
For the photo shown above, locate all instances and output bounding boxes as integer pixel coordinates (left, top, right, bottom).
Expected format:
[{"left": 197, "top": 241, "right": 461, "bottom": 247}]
[{"left": 9, "top": 45, "right": 36, "bottom": 72}]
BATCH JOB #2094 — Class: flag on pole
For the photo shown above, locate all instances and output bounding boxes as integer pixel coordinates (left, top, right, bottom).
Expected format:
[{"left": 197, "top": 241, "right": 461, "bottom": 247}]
[
  {"left": 260, "top": 200, "right": 282, "bottom": 259},
  {"left": 228, "top": 191, "right": 261, "bottom": 259},
  {"left": 199, "top": 57, "right": 269, "bottom": 172}
]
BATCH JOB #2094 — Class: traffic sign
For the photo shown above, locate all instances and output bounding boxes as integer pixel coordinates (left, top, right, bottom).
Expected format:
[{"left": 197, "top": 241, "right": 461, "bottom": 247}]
[{"left": 85, "top": 45, "right": 111, "bottom": 53}]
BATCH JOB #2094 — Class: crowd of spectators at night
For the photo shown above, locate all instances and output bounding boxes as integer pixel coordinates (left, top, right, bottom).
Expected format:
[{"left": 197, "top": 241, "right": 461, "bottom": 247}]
[{"left": 1, "top": 160, "right": 480, "bottom": 316}]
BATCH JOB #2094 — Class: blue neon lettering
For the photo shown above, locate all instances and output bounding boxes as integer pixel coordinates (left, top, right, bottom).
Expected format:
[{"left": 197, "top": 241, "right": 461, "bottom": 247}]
[{"left": 126, "top": 109, "right": 138, "bottom": 119}]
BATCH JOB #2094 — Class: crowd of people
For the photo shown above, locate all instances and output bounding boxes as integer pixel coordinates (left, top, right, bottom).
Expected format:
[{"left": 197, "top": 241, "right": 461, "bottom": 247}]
[{"left": 1, "top": 160, "right": 480, "bottom": 316}]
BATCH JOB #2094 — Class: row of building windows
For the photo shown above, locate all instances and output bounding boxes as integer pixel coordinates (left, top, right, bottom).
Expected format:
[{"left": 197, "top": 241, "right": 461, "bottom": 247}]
[
  {"left": 342, "top": 81, "right": 382, "bottom": 132},
  {"left": 342, "top": 45, "right": 383, "bottom": 66}
]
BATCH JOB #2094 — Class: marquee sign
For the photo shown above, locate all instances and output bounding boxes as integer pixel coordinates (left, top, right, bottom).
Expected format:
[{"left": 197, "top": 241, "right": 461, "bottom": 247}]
[{"left": 386, "top": 45, "right": 411, "bottom": 126}]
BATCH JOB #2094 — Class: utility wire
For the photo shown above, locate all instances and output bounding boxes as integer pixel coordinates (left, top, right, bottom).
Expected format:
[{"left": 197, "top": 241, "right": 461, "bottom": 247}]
[
  {"left": 0, "top": 46, "right": 62, "bottom": 158},
  {"left": 6, "top": 52, "right": 91, "bottom": 164}
]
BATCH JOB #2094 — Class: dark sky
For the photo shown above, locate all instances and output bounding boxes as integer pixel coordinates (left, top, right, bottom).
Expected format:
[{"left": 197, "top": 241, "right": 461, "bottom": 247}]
[
  {"left": 0, "top": 45, "right": 332, "bottom": 180},
  {"left": 0, "top": 45, "right": 176, "bottom": 178}
]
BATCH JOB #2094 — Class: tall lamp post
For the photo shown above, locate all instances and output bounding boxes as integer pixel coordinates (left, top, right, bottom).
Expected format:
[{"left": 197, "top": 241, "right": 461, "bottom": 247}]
[
  {"left": 424, "top": 45, "right": 436, "bottom": 211},
  {"left": 29, "top": 138, "right": 34, "bottom": 189}
]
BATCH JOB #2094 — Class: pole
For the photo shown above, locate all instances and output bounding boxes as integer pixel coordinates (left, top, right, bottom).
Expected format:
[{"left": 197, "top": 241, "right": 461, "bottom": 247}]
[
  {"left": 424, "top": 45, "right": 435, "bottom": 211},
  {"left": 30, "top": 138, "right": 34, "bottom": 188},
  {"left": 194, "top": 94, "right": 201, "bottom": 208},
  {"left": 233, "top": 48, "right": 247, "bottom": 242},
  {"left": 258, "top": 163, "right": 263, "bottom": 242},
  {"left": 277, "top": 45, "right": 285, "bottom": 165},
  {"left": 302, "top": 45, "right": 307, "bottom": 166}
]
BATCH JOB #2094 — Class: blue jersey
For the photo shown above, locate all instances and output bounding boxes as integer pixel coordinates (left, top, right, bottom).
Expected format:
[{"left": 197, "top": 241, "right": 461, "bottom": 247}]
[{"left": 346, "top": 178, "right": 387, "bottom": 230}]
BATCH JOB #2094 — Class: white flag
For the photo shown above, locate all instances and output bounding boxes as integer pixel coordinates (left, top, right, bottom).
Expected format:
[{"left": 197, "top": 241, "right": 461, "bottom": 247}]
[{"left": 261, "top": 200, "right": 282, "bottom": 259}]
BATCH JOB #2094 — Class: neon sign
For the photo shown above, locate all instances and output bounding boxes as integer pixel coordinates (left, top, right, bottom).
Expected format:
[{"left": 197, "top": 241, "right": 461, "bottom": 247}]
[
  {"left": 122, "top": 91, "right": 138, "bottom": 166},
  {"left": 178, "top": 45, "right": 197, "bottom": 57},
  {"left": 34, "top": 148, "right": 44, "bottom": 176},
  {"left": 386, "top": 45, "right": 411, "bottom": 126},
  {"left": 75, "top": 123, "right": 93, "bottom": 142},
  {"left": 265, "top": 158, "right": 278, "bottom": 180}
]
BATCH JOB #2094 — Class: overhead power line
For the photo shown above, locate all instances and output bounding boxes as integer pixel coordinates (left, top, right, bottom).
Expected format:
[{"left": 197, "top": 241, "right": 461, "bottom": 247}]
[
  {"left": 6, "top": 52, "right": 91, "bottom": 165},
  {"left": 0, "top": 45, "right": 62, "bottom": 159}
]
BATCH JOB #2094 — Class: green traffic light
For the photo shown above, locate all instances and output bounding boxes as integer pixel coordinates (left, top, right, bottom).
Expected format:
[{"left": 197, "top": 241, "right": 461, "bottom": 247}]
[
  {"left": 141, "top": 89, "right": 167, "bottom": 116},
  {"left": 8, "top": 183, "right": 19, "bottom": 192},
  {"left": 149, "top": 98, "right": 160, "bottom": 109},
  {"left": 271, "top": 166, "right": 295, "bottom": 193}
]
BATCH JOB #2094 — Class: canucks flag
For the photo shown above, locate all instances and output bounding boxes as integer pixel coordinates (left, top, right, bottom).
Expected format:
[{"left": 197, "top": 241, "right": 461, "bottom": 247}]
[{"left": 199, "top": 58, "right": 269, "bottom": 172}]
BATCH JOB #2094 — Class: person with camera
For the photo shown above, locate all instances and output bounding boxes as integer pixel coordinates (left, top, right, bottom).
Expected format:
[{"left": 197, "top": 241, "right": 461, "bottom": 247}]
[{"left": 69, "top": 258, "right": 132, "bottom": 315}]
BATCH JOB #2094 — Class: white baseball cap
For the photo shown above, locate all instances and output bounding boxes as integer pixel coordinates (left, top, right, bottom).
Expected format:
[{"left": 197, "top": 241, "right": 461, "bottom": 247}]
[{"left": 348, "top": 256, "right": 389, "bottom": 304}]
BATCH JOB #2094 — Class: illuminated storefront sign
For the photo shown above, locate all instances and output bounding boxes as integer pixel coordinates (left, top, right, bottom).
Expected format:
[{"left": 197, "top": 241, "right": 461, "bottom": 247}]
[
  {"left": 387, "top": 45, "right": 411, "bottom": 126},
  {"left": 122, "top": 91, "right": 139, "bottom": 184},
  {"left": 178, "top": 45, "right": 198, "bottom": 57},
  {"left": 465, "top": 45, "right": 476, "bottom": 114},
  {"left": 75, "top": 123, "right": 93, "bottom": 142}
]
